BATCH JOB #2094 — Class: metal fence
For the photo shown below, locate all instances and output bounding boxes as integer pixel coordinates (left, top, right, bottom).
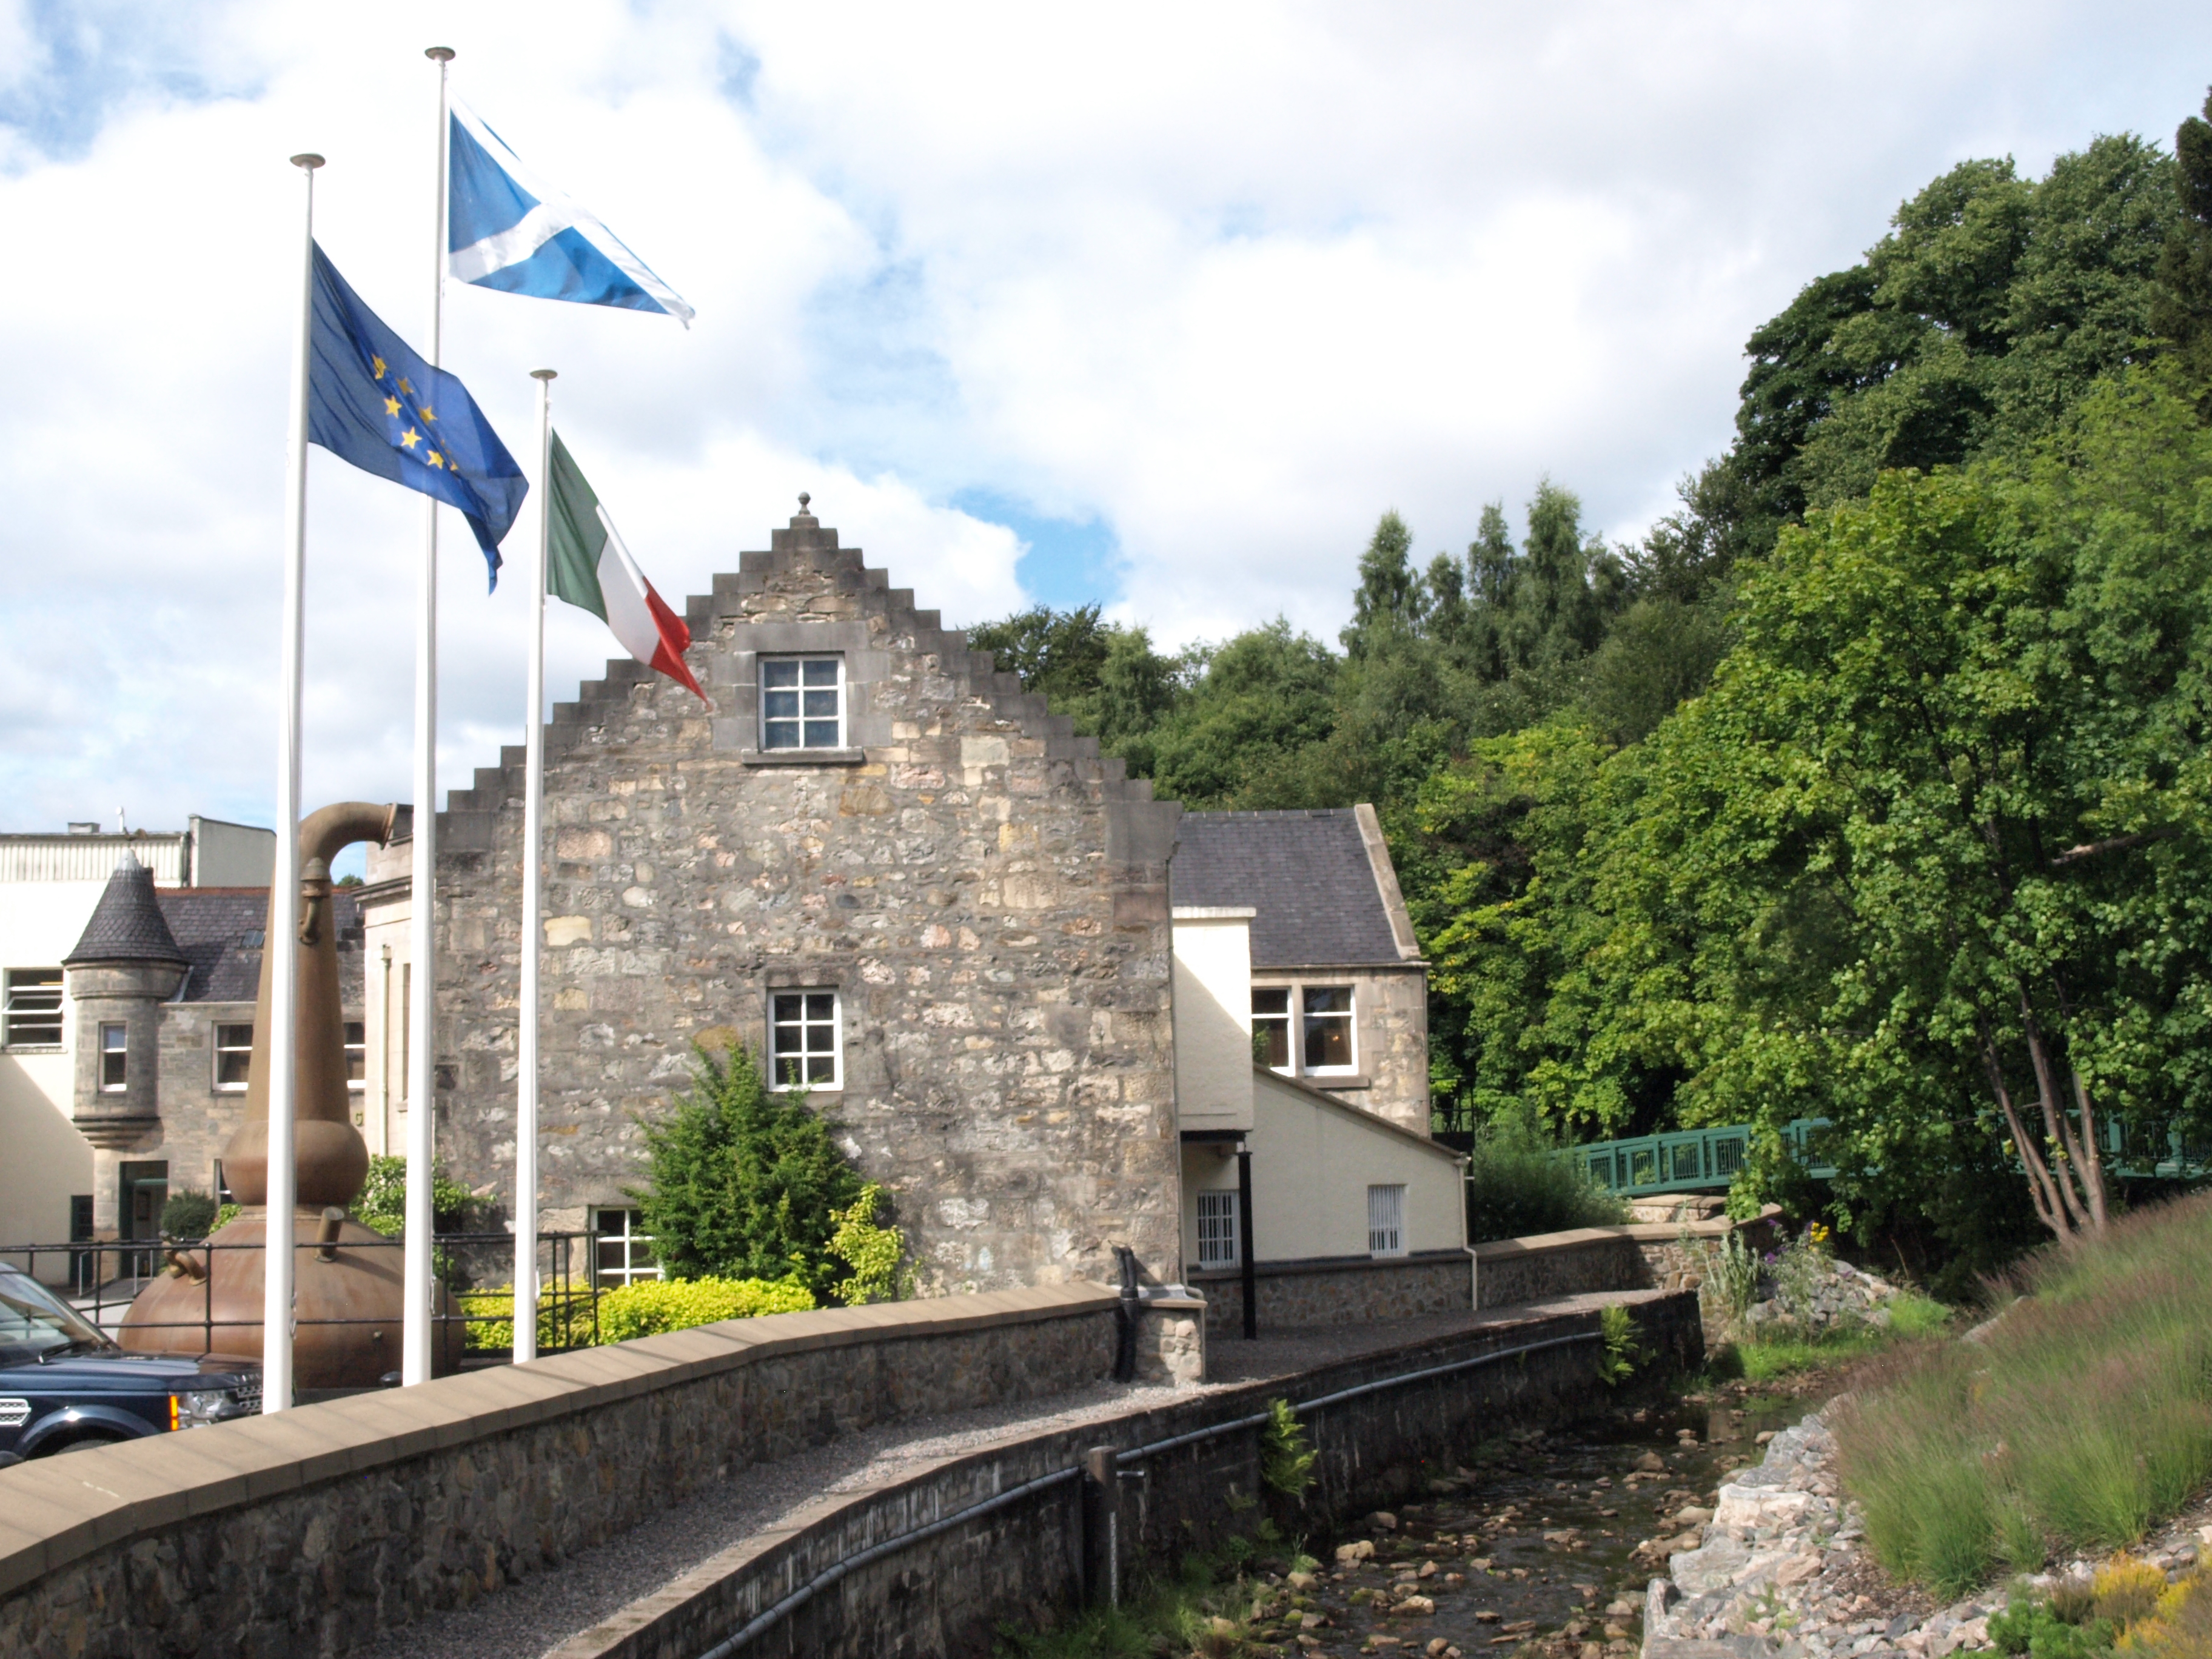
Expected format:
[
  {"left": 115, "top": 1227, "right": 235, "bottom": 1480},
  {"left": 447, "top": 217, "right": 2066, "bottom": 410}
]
[
  {"left": 1563, "top": 1118, "right": 1837, "bottom": 1197},
  {"left": 0, "top": 1230, "right": 605, "bottom": 1355}
]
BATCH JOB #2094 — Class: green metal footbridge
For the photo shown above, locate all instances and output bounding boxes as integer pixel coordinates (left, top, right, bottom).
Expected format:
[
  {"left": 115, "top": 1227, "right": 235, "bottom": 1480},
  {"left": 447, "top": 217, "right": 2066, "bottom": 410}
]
[{"left": 1559, "top": 1116, "right": 2210, "bottom": 1201}]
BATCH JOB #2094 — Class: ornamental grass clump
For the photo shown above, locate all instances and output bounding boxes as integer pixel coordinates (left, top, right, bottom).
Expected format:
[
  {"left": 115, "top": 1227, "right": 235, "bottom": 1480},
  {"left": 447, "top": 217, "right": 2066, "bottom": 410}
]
[{"left": 1835, "top": 1192, "right": 2212, "bottom": 1597}]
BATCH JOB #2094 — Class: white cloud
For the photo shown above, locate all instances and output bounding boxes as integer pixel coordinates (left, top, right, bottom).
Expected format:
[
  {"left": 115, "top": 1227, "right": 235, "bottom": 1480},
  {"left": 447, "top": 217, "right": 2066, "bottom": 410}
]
[{"left": 0, "top": 0, "right": 2208, "bottom": 833}]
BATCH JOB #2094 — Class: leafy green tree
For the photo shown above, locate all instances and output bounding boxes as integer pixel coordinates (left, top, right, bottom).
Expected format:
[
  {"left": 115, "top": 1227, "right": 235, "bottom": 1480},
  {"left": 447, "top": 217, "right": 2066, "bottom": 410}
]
[
  {"left": 2153, "top": 89, "right": 2212, "bottom": 384},
  {"left": 630, "top": 1041, "right": 868, "bottom": 1297}
]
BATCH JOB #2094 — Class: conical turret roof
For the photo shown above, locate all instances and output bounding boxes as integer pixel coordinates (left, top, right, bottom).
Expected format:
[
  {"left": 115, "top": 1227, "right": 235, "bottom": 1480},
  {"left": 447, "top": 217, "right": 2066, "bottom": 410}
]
[{"left": 64, "top": 851, "right": 187, "bottom": 967}]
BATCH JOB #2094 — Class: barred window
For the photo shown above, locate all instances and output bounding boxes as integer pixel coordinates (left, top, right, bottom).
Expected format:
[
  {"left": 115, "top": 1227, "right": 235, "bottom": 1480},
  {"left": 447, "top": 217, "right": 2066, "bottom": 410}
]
[
  {"left": 771, "top": 991, "right": 840, "bottom": 1089},
  {"left": 760, "top": 657, "right": 843, "bottom": 750},
  {"left": 1196, "top": 1190, "right": 1240, "bottom": 1269},
  {"left": 1367, "top": 1183, "right": 1406, "bottom": 1258},
  {"left": 3, "top": 968, "right": 62, "bottom": 1049}
]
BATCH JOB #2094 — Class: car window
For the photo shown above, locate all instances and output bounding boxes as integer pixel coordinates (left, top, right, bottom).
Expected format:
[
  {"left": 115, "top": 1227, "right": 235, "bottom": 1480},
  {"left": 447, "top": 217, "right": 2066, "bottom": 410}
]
[{"left": 0, "top": 1270, "right": 106, "bottom": 1366}]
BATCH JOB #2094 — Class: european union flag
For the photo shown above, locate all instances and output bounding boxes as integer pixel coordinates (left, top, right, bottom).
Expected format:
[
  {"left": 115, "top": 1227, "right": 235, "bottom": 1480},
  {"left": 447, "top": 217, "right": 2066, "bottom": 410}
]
[{"left": 308, "top": 243, "right": 527, "bottom": 586}]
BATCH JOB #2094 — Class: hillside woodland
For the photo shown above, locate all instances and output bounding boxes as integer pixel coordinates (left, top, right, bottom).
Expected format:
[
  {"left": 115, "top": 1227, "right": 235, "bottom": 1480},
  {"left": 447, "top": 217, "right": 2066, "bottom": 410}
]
[{"left": 971, "top": 93, "right": 2212, "bottom": 1296}]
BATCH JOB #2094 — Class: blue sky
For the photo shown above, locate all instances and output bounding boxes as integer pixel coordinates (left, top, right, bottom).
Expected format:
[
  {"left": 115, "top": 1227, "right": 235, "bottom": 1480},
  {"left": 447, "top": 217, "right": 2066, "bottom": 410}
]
[{"left": 1, "top": 1, "right": 2209, "bottom": 839}]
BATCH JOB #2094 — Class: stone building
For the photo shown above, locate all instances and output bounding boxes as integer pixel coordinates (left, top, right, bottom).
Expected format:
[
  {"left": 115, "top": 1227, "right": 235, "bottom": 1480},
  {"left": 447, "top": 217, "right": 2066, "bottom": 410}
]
[
  {"left": 0, "top": 820, "right": 326, "bottom": 1261},
  {"left": 361, "top": 503, "right": 1185, "bottom": 1293}
]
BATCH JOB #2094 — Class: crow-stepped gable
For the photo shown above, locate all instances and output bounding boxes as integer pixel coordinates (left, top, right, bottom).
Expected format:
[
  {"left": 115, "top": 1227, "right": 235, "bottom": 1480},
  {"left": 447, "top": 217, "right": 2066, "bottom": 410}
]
[{"left": 386, "top": 501, "right": 1185, "bottom": 1292}]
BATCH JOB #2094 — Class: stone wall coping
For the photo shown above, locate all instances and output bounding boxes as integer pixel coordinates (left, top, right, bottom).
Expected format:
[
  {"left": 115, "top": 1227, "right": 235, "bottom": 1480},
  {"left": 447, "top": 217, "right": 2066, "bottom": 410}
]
[
  {"left": 1187, "top": 1248, "right": 1472, "bottom": 1284},
  {"left": 1470, "top": 1204, "right": 1783, "bottom": 1261},
  {"left": 0, "top": 1281, "right": 1119, "bottom": 1601}
]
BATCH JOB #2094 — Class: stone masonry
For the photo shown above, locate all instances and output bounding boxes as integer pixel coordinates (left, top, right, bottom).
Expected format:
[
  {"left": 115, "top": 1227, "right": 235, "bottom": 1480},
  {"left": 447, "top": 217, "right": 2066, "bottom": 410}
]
[{"left": 406, "top": 504, "right": 1186, "bottom": 1292}]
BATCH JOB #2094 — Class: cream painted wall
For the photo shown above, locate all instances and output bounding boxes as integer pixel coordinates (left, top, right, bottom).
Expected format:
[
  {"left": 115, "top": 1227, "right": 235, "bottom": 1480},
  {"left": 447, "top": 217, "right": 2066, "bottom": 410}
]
[
  {"left": 1170, "top": 908, "right": 1256, "bottom": 1133},
  {"left": 0, "top": 881, "right": 104, "bottom": 1245},
  {"left": 1247, "top": 1068, "right": 1464, "bottom": 1263}
]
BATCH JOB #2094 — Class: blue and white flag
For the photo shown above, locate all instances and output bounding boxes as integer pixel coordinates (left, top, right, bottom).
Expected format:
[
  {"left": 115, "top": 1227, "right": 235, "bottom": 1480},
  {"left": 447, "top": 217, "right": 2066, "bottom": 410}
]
[{"left": 447, "top": 101, "right": 694, "bottom": 327}]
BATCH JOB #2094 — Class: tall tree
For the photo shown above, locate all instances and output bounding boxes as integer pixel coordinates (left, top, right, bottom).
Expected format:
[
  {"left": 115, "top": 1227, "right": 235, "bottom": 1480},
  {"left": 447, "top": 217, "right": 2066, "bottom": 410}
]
[{"left": 2153, "top": 89, "right": 2212, "bottom": 384}]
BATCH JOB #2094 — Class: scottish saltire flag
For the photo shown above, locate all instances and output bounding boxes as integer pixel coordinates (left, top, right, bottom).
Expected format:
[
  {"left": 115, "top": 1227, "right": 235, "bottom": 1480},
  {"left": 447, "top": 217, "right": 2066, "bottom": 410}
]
[
  {"left": 545, "top": 432, "right": 706, "bottom": 701},
  {"left": 308, "top": 244, "right": 528, "bottom": 585},
  {"left": 447, "top": 101, "right": 694, "bottom": 326}
]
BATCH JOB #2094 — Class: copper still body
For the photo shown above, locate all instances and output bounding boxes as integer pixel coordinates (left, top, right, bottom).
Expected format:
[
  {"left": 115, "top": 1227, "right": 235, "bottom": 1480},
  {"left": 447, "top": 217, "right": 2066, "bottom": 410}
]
[{"left": 122, "top": 802, "right": 462, "bottom": 1387}]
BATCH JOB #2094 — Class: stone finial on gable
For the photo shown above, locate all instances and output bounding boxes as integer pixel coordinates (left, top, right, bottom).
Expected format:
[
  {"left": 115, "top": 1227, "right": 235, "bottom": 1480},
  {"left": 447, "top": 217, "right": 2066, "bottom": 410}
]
[{"left": 772, "top": 492, "right": 839, "bottom": 557}]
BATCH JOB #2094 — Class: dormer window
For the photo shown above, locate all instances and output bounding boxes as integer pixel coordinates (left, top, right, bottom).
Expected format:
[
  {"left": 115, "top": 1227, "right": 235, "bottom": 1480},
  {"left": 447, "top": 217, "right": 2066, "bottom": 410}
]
[{"left": 760, "top": 657, "right": 843, "bottom": 750}]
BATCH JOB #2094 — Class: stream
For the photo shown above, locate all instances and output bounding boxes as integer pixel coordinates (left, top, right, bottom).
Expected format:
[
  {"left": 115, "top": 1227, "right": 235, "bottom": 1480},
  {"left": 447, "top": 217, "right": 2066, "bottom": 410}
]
[{"left": 1255, "top": 1375, "right": 1840, "bottom": 1655}]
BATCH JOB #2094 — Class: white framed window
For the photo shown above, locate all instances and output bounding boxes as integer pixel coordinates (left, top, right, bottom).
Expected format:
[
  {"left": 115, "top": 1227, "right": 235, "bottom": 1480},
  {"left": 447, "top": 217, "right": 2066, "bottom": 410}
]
[
  {"left": 1251, "top": 988, "right": 1291, "bottom": 1071},
  {"left": 1367, "top": 1184, "right": 1406, "bottom": 1257},
  {"left": 771, "top": 991, "right": 841, "bottom": 1088},
  {"left": 344, "top": 1021, "right": 366, "bottom": 1091},
  {"left": 760, "top": 656, "right": 844, "bottom": 750},
  {"left": 1196, "top": 1190, "right": 1240, "bottom": 1268},
  {"left": 2, "top": 968, "right": 63, "bottom": 1050},
  {"left": 1301, "top": 985, "right": 1356, "bottom": 1073},
  {"left": 590, "top": 1207, "right": 662, "bottom": 1287},
  {"left": 98, "top": 1023, "right": 127, "bottom": 1091},
  {"left": 214, "top": 1022, "right": 253, "bottom": 1091}
]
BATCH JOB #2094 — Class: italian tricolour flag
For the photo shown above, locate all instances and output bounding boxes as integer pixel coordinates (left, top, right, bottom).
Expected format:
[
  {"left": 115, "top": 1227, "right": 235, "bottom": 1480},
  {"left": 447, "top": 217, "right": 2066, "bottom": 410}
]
[{"left": 545, "top": 431, "right": 706, "bottom": 701}]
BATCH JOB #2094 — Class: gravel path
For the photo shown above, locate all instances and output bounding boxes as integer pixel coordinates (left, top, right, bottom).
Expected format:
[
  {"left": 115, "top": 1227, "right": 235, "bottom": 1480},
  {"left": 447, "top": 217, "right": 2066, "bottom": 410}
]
[{"left": 361, "top": 1296, "right": 1637, "bottom": 1659}]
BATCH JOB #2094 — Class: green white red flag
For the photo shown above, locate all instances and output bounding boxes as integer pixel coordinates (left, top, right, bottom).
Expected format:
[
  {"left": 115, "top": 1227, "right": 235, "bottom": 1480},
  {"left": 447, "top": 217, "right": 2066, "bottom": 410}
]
[{"left": 543, "top": 431, "right": 705, "bottom": 700}]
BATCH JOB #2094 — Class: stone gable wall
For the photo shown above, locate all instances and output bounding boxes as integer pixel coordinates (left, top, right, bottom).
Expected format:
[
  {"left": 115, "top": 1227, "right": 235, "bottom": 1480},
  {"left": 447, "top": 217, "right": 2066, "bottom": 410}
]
[{"left": 425, "top": 509, "right": 1185, "bottom": 1292}]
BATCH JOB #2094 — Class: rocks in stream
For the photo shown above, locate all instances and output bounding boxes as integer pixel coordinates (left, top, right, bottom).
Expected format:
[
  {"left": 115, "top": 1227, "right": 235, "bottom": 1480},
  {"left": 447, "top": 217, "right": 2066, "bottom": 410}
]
[{"left": 1642, "top": 1414, "right": 1985, "bottom": 1659}]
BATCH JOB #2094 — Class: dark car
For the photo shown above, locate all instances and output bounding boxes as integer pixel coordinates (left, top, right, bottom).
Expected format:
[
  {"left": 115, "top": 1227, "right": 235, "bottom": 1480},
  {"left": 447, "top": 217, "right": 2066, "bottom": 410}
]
[{"left": 0, "top": 1261, "right": 260, "bottom": 1456}]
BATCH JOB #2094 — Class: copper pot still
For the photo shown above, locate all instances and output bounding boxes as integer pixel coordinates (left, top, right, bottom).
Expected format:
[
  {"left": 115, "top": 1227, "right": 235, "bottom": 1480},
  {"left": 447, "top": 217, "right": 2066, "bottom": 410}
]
[{"left": 122, "top": 802, "right": 463, "bottom": 1387}]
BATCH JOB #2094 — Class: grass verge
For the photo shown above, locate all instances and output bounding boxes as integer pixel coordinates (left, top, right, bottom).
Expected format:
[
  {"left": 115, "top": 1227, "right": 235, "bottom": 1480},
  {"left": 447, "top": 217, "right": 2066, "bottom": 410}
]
[
  {"left": 1834, "top": 1192, "right": 2212, "bottom": 1598},
  {"left": 1692, "top": 1289, "right": 1951, "bottom": 1387}
]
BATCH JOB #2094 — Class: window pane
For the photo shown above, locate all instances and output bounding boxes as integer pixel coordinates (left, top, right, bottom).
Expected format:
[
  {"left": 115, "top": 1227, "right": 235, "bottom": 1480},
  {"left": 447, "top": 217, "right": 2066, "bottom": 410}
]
[
  {"left": 805, "top": 993, "right": 835, "bottom": 1022},
  {"left": 4, "top": 968, "right": 64, "bottom": 1047},
  {"left": 802, "top": 659, "right": 839, "bottom": 686},
  {"left": 1303, "top": 987, "right": 1350, "bottom": 1014},
  {"left": 772, "top": 993, "right": 802, "bottom": 1022},
  {"left": 763, "top": 688, "right": 799, "bottom": 719},
  {"left": 1252, "top": 988, "right": 1290, "bottom": 1016},
  {"left": 1255, "top": 1021, "right": 1289, "bottom": 1068},
  {"left": 1196, "top": 1190, "right": 1239, "bottom": 1267},
  {"left": 763, "top": 719, "right": 800, "bottom": 749},
  {"left": 762, "top": 660, "right": 799, "bottom": 688},
  {"left": 806, "top": 1054, "right": 833, "bottom": 1083},
  {"left": 802, "top": 689, "right": 838, "bottom": 718},
  {"left": 1302, "top": 986, "right": 1353, "bottom": 1070},
  {"left": 802, "top": 719, "right": 840, "bottom": 748}
]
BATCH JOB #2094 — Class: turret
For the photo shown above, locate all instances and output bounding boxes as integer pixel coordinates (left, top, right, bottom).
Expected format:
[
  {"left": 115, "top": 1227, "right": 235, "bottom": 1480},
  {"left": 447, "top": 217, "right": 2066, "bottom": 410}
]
[{"left": 62, "top": 851, "right": 187, "bottom": 1150}]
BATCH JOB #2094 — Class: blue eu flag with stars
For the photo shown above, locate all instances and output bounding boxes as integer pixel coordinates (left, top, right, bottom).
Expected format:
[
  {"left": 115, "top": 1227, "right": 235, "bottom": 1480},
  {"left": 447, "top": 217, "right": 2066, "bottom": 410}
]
[{"left": 309, "top": 243, "right": 527, "bottom": 586}]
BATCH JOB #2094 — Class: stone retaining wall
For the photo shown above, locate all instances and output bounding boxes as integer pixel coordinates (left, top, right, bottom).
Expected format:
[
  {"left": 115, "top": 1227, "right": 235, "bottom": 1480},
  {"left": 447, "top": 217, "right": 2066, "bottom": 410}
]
[
  {"left": 552, "top": 1289, "right": 1706, "bottom": 1659},
  {"left": 1189, "top": 1250, "right": 1474, "bottom": 1334},
  {"left": 1473, "top": 1207, "right": 1783, "bottom": 1346},
  {"left": 0, "top": 1285, "right": 1123, "bottom": 1659}
]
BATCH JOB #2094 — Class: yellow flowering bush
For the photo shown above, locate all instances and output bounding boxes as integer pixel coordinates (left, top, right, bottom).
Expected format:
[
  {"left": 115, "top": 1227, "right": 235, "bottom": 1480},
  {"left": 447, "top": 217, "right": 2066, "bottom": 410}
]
[{"left": 597, "top": 1275, "right": 816, "bottom": 1342}]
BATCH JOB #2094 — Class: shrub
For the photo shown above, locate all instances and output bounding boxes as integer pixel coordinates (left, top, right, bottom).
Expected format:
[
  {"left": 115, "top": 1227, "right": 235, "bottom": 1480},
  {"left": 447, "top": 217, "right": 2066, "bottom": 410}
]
[
  {"left": 1709, "top": 1227, "right": 1762, "bottom": 1322},
  {"left": 596, "top": 1275, "right": 816, "bottom": 1342},
  {"left": 159, "top": 1188, "right": 220, "bottom": 1239},
  {"left": 455, "top": 1285, "right": 602, "bottom": 1352},
  {"left": 1835, "top": 1192, "right": 2212, "bottom": 1596},
  {"left": 354, "top": 1155, "right": 479, "bottom": 1236},
  {"left": 2095, "top": 1558, "right": 2171, "bottom": 1629},
  {"left": 1468, "top": 1108, "right": 1627, "bottom": 1243},
  {"left": 826, "top": 1183, "right": 908, "bottom": 1305},
  {"left": 2119, "top": 1569, "right": 2212, "bottom": 1657},
  {"left": 631, "top": 1040, "right": 865, "bottom": 1299}
]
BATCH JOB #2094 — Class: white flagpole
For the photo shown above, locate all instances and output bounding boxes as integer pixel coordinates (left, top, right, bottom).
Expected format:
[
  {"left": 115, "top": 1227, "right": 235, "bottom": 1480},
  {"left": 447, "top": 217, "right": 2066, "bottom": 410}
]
[
  {"left": 403, "top": 44, "right": 455, "bottom": 1389},
  {"left": 515, "top": 367, "right": 555, "bottom": 1362},
  {"left": 265, "top": 150, "right": 322, "bottom": 1414}
]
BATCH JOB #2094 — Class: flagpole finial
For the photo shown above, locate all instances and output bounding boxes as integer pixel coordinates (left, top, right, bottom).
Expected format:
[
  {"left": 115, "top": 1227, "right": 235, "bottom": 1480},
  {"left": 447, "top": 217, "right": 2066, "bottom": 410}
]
[
  {"left": 291, "top": 153, "right": 324, "bottom": 171},
  {"left": 426, "top": 45, "right": 455, "bottom": 62},
  {"left": 531, "top": 368, "right": 557, "bottom": 382}
]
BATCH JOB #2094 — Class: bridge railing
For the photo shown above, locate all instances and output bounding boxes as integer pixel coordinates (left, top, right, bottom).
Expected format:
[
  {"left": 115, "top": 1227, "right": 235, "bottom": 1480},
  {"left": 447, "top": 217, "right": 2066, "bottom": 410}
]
[{"left": 1563, "top": 1118, "right": 1836, "bottom": 1198}]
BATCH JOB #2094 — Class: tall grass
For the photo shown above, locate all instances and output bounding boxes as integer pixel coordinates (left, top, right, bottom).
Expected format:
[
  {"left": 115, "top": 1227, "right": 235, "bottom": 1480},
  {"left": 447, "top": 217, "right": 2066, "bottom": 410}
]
[
  {"left": 1467, "top": 1110, "right": 1629, "bottom": 1243},
  {"left": 1834, "top": 1193, "right": 2212, "bottom": 1597}
]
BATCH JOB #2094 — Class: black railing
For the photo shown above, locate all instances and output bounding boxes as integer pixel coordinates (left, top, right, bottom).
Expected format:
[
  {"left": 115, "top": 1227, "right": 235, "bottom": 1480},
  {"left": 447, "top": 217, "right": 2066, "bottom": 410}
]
[{"left": 0, "top": 1230, "right": 605, "bottom": 1356}]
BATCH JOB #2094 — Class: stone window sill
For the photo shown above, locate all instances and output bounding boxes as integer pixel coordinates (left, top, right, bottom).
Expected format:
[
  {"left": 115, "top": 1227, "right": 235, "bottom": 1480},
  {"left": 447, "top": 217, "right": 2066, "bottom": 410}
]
[
  {"left": 1309, "top": 1074, "right": 1372, "bottom": 1090},
  {"left": 739, "top": 748, "right": 866, "bottom": 767}
]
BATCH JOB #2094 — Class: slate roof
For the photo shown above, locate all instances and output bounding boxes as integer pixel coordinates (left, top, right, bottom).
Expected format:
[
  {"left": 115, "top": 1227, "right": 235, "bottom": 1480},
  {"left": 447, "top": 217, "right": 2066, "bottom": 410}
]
[
  {"left": 1170, "top": 809, "right": 1406, "bottom": 968},
  {"left": 62, "top": 854, "right": 186, "bottom": 967},
  {"left": 152, "top": 888, "right": 366, "bottom": 1005}
]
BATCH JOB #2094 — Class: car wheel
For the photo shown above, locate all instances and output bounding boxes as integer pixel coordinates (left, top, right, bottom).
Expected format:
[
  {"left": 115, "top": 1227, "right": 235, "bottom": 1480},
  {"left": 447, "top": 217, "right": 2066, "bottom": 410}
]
[{"left": 43, "top": 1434, "right": 126, "bottom": 1456}]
